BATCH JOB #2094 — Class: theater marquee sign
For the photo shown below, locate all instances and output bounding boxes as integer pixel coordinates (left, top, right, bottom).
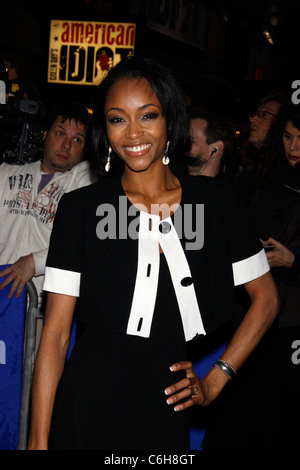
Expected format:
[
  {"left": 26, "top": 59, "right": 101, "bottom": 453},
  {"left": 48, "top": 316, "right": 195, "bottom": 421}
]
[{"left": 48, "top": 20, "right": 136, "bottom": 86}]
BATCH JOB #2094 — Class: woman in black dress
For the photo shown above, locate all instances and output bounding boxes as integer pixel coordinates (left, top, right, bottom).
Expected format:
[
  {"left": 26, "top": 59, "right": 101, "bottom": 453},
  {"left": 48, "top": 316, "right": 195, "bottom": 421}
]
[{"left": 28, "top": 57, "right": 278, "bottom": 450}]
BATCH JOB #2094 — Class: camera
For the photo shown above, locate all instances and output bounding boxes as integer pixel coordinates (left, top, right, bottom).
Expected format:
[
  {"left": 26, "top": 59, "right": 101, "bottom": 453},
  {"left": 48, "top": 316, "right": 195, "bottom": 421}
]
[
  {"left": 0, "top": 57, "right": 46, "bottom": 165},
  {"left": 0, "top": 93, "right": 46, "bottom": 165}
]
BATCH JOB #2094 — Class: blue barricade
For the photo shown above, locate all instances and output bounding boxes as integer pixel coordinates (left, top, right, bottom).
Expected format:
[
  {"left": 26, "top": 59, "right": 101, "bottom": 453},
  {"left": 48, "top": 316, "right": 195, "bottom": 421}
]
[
  {"left": 189, "top": 341, "right": 226, "bottom": 450},
  {"left": 0, "top": 265, "right": 26, "bottom": 450}
]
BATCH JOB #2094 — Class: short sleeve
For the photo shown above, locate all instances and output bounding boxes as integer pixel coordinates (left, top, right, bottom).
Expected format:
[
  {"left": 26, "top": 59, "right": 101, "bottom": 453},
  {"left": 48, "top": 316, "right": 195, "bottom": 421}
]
[
  {"left": 221, "top": 185, "right": 270, "bottom": 286},
  {"left": 43, "top": 191, "right": 84, "bottom": 296}
]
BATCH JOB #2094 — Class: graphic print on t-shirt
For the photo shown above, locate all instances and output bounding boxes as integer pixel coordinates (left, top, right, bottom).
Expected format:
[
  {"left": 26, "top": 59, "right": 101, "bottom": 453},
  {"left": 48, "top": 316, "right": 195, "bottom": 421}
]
[{"left": 2, "top": 172, "right": 65, "bottom": 225}]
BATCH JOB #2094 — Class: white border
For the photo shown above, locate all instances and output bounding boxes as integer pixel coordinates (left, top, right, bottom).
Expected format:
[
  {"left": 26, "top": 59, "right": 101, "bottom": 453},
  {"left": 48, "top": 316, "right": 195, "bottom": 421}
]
[
  {"left": 43, "top": 266, "right": 81, "bottom": 296},
  {"left": 232, "top": 249, "right": 270, "bottom": 286}
]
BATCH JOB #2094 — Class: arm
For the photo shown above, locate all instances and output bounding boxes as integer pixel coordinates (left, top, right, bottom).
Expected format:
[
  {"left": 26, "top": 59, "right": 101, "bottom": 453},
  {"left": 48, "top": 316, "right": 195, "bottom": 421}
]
[
  {"left": 27, "top": 293, "right": 77, "bottom": 450},
  {"left": 165, "top": 271, "right": 279, "bottom": 410}
]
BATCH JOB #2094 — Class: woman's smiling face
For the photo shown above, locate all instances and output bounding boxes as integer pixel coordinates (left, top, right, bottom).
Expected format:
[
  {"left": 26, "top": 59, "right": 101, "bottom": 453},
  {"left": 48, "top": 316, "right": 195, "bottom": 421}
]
[{"left": 104, "top": 77, "right": 168, "bottom": 173}]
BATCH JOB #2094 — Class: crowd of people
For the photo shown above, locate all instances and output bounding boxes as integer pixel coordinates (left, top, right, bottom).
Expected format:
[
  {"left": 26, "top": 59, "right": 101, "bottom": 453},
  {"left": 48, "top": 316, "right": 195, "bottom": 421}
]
[{"left": 0, "top": 54, "right": 299, "bottom": 450}]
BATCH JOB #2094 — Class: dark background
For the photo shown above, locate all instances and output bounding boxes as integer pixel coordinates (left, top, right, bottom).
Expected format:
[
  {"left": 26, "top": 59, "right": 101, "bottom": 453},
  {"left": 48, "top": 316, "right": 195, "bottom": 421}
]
[{"left": 1, "top": 0, "right": 300, "bottom": 126}]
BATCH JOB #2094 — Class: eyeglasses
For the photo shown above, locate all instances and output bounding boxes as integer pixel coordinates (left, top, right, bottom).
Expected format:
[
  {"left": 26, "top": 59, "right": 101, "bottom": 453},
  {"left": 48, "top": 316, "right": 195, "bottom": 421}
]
[{"left": 248, "top": 110, "right": 278, "bottom": 120}]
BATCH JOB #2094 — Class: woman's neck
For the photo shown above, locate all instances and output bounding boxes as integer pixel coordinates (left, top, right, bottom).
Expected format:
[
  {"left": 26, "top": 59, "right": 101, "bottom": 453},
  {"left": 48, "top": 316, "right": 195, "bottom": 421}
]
[{"left": 121, "top": 165, "right": 181, "bottom": 217}]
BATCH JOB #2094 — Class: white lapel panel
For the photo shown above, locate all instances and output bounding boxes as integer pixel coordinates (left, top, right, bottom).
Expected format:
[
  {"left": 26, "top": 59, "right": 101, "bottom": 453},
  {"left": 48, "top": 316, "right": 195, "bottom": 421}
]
[{"left": 126, "top": 211, "right": 206, "bottom": 341}]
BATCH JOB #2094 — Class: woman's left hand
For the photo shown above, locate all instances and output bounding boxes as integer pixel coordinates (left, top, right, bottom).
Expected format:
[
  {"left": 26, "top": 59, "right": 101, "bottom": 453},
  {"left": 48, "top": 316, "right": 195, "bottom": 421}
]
[{"left": 164, "top": 361, "right": 214, "bottom": 411}]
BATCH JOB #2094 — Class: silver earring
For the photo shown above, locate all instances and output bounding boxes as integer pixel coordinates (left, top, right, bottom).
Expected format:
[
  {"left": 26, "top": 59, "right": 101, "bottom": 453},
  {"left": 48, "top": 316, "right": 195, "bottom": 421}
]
[
  {"left": 162, "top": 141, "right": 170, "bottom": 165},
  {"left": 105, "top": 146, "right": 112, "bottom": 172}
]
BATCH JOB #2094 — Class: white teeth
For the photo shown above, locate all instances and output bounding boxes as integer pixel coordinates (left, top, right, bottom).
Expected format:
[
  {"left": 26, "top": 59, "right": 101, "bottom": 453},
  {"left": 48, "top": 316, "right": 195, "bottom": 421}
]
[{"left": 124, "top": 144, "right": 151, "bottom": 152}]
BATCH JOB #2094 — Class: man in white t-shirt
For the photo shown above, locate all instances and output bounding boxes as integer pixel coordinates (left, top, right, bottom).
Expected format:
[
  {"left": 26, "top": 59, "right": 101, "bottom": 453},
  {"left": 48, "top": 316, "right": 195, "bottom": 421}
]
[{"left": 0, "top": 101, "right": 97, "bottom": 303}]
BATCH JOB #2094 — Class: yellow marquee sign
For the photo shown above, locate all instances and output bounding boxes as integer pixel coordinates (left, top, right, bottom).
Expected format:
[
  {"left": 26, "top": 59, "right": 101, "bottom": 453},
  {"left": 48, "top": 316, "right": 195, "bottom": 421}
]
[{"left": 48, "top": 20, "right": 135, "bottom": 86}]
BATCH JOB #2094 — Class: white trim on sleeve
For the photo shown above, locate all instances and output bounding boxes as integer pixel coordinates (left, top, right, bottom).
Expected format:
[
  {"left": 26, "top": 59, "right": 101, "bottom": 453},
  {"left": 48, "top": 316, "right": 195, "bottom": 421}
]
[
  {"left": 232, "top": 248, "right": 270, "bottom": 286},
  {"left": 43, "top": 266, "right": 81, "bottom": 296}
]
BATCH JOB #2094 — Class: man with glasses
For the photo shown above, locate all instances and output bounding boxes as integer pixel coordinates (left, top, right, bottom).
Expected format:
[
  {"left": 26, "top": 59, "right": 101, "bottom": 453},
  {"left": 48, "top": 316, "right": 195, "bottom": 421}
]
[
  {"left": 248, "top": 93, "right": 284, "bottom": 150},
  {"left": 236, "top": 92, "right": 285, "bottom": 207}
]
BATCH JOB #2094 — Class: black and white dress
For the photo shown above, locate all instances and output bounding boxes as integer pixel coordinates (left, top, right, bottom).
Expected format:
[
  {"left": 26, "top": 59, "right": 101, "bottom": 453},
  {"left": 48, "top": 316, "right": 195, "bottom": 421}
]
[{"left": 43, "top": 172, "right": 269, "bottom": 450}]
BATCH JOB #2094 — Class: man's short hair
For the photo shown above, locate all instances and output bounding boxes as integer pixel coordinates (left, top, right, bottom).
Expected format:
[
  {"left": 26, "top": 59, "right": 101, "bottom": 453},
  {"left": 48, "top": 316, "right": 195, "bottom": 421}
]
[
  {"left": 188, "top": 107, "right": 237, "bottom": 163},
  {"left": 45, "top": 101, "right": 90, "bottom": 132}
]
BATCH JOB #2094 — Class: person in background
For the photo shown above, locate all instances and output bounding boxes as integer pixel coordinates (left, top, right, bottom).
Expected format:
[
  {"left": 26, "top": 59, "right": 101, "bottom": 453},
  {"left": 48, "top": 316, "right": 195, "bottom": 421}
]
[
  {"left": 237, "top": 92, "right": 285, "bottom": 207},
  {"left": 248, "top": 92, "right": 284, "bottom": 151},
  {"left": 188, "top": 108, "right": 237, "bottom": 182},
  {"left": 203, "top": 101, "right": 300, "bottom": 450},
  {"left": 250, "top": 101, "right": 300, "bottom": 449},
  {"left": 28, "top": 56, "right": 278, "bottom": 450},
  {"left": 234, "top": 131, "right": 259, "bottom": 183},
  {"left": 0, "top": 101, "right": 97, "bottom": 304}
]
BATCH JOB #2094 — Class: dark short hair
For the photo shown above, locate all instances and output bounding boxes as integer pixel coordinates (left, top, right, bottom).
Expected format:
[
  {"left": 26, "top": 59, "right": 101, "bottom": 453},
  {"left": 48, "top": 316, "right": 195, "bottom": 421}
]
[
  {"left": 45, "top": 101, "right": 90, "bottom": 132},
  {"left": 43, "top": 101, "right": 91, "bottom": 161},
  {"left": 188, "top": 107, "right": 237, "bottom": 164},
  {"left": 259, "top": 91, "right": 286, "bottom": 109},
  {"left": 89, "top": 56, "right": 190, "bottom": 176},
  {"left": 278, "top": 101, "right": 300, "bottom": 131}
]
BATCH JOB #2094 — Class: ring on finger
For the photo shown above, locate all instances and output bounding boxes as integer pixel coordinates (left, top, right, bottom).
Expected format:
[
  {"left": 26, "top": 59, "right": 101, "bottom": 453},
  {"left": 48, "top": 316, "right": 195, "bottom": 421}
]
[{"left": 189, "top": 385, "right": 199, "bottom": 396}]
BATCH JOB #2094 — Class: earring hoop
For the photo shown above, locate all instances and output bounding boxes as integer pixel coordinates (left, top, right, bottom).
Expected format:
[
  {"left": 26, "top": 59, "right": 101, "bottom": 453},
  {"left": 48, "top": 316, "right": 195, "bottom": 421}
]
[
  {"left": 162, "top": 141, "right": 170, "bottom": 165},
  {"left": 105, "top": 146, "right": 112, "bottom": 172}
]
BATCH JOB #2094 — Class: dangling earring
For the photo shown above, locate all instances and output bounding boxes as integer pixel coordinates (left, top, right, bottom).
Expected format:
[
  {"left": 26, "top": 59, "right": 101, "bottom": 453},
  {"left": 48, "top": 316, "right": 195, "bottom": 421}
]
[
  {"left": 162, "top": 141, "right": 170, "bottom": 165},
  {"left": 105, "top": 146, "right": 112, "bottom": 172}
]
